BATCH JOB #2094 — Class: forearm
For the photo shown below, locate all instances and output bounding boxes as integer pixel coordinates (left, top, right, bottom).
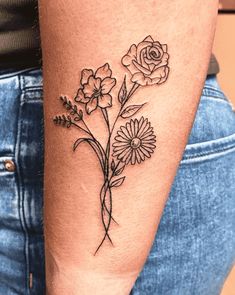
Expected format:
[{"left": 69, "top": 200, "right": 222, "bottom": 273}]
[{"left": 39, "top": 0, "right": 218, "bottom": 294}]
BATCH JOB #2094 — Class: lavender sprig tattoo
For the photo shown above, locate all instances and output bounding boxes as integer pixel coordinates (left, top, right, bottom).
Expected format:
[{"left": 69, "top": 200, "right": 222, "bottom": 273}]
[{"left": 53, "top": 35, "right": 170, "bottom": 255}]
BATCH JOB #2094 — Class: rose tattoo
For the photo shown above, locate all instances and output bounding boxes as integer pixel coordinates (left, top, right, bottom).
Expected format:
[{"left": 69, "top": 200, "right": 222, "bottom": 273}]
[
  {"left": 122, "top": 35, "right": 169, "bottom": 86},
  {"left": 53, "top": 36, "right": 170, "bottom": 254}
]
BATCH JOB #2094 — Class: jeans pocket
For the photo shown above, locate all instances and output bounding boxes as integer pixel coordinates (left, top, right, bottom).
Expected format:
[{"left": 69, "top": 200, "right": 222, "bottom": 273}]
[
  {"left": 188, "top": 80, "right": 235, "bottom": 146},
  {"left": 182, "top": 133, "right": 235, "bottom": 164},
  {"left": 18, "top": 87, "right": 44, "bottom": 233}
]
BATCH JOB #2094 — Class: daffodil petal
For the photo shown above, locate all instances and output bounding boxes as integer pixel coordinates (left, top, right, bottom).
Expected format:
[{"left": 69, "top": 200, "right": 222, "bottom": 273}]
[
  {"left": 98, "top": 94, "right": 112, "bottom": 108},
  {"left": 85, "top": 98, "right": 98, "bottom": 114},
  {"left": 101, "top": 78, "right": 116, "bottom": 94}
]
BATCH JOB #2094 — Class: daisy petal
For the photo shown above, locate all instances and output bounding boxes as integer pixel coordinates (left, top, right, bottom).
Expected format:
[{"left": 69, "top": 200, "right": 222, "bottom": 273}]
[
  {"left": 113, "top": 149, "right": 124, "bottom": 158},
  {"left": 138, "top": 122, "right": 150, "bottom": 138},
  {"left": 113, "top": 143, "right": 130, "bottom": 150},
  {"left": 136, "top": 148, "right": 145, "bottom": 161},
  {"left": 142, "top": 134, "right": 156, "bottom": 141},
  {"left": 142, "top": 141, "right": 156, "bottom": 147},
  {"left": 116, "top": 132, "right": 130, "bottom": 141},
  {"left": 113, "top": 149, "right": 129, "bottom": 157},
  {"left": 138, "top": 117, "right": 145, "bottom": 129},
  {"left": 131, "top": 150, "right": 137, "bottom": 165},
  {"left": 141, "top": 145, "right": 154, "bottom": 154},
  {"left": 126, "top": 121, "right": 134, "bottom": 138},
  {"left": 120, "top": 126, "right": 131, "bottom": 140},
  {"left": 139, "top": 146, "right": 151, "bottom": 158},
  {"left": 125, "top": 152, "right": 132, "bottom": 165},
  {"left": 115, "top": 135, "right": 130, "bottom": 144},
  {"left": 137, "top": 118, "right": 149, "bottom": 137},
  {"left": 130, "top": 119, "right": 136, "bottom": 137},
  {"left": 115, "top": 147, "right": 131, "bottom": 161},
  {"left": 134, "top": 119, "right": 139, "bottom": 137},
  {"left": 141, "top": 130, "right": 154, "bottom": 139},
  {"left": 122, "top": 147, "right": 132, "bottom": 163},
  {"left": 135, "top": 149, "right": 141, "bottom": 164},
  {"left": 142, "top": 143, "right": 156, "bottom": 149}
]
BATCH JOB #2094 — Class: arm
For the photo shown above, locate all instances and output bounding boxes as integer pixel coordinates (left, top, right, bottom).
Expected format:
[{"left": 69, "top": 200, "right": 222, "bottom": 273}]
[{"left": 39, "top": 1, "right": 218, "bottom": 294}]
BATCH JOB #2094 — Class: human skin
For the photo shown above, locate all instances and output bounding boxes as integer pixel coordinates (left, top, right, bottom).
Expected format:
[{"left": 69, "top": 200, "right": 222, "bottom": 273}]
[{"left": 39, "top": 1, "right": 218, "bottom": 294}]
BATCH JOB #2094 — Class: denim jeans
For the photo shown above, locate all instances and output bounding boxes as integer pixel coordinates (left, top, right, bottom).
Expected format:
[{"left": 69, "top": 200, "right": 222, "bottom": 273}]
[{"left": 0, "top": 68, "right": 234, "bottom": 295}]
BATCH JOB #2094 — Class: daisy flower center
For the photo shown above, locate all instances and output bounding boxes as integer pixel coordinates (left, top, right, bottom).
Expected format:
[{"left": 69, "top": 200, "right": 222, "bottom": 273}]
[{"left": 130, "top": 137, "right": 141, "bottom": 149}]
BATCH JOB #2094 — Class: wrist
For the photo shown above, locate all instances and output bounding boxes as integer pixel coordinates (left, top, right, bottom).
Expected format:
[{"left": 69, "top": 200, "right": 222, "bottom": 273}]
[
  {"left": 46, "top": 268, "right": 136, "bottom": 295},
  {"left": 45, "top": 252, "right": 138, "bottom": 295}
]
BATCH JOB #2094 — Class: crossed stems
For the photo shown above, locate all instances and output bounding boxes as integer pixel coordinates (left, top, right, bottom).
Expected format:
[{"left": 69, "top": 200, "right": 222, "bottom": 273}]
[
  {"left": 71, "top": 81, "right": 140, "bottom": 254},
  {"left": 94, "top": 82, "right": 140, "bottom": 254}
]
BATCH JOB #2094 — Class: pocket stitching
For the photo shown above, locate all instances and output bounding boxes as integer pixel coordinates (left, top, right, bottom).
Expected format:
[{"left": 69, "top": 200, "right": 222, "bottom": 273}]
[
  {"left": 202, "top": 85, "right": 226, "bottom": 97},
  {"left": 182, "top": 133, "right": 235, "bottom": 163}
]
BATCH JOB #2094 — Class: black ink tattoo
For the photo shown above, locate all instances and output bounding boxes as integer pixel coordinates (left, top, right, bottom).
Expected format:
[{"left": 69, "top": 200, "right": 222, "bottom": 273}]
[{"left": 53, "top": 35, "right": 170, "bottom": 255}]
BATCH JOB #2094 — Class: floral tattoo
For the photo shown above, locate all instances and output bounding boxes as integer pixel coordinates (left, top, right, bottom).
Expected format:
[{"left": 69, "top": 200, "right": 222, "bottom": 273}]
[{"left": 53, "top": 36, "right": 170, "bottom": 255}]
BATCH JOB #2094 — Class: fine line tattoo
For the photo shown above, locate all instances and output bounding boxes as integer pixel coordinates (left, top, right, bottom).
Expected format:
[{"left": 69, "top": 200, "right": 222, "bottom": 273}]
[{"left": 53, "top": 35, "right": 170, "bottom": 255}]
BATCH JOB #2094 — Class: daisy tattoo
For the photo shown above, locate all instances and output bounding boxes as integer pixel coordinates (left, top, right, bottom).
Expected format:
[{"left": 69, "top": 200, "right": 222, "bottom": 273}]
[{"left": 53, "top": 36, "right": 170, "bottom": 255}]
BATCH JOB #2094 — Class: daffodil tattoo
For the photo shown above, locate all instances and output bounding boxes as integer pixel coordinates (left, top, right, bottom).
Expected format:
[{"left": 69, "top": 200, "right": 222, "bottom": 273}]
[{"left": 53, "top": 36, "right": 170, "bottom": 255}]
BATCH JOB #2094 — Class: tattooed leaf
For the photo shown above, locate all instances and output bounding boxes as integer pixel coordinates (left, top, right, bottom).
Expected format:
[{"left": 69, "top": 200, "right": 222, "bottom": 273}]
[
  {"left": 111, "top": 159, "right": 115, "bottom": 171},
  {"left": 53, "top": 114, "right": 72, "bottom": 128},
  {"left": 114, "top": 166, "right": 125, "bottom": 176},
  {"left": 118, "top": 76, "right": 127, "bottom": 104},
  {"left": 120, "top": 104, "right": 145, "bottom": 119},
  {"left": 70, "top": 104, "right": 77, "bottom": 115},
  {"left": 66, "top": 115, "right": 72, "bottom": 128},
  {"left": 110, "top": 176, "right": 125, "bottom": 188}
]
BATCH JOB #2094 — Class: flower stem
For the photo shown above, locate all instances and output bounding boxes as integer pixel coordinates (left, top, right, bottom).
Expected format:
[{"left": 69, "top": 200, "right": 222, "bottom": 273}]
[
  {"left": 95, "top": 82, "right": 140, "bottom": 254},
  {"left": 70, "top": 122, "right": 90, "bottom": 135},
  {"left": 123, "top": 82, "right": 140, "bottom": 105},
  {"left": 109, "top": 82, "right": 140, "bottom": 142},
  {"left": 101, "top": 108, "right": 111, "bottom": 134},
  {"left": 81, "top": 119, "right": 95, "bottom": 139}
]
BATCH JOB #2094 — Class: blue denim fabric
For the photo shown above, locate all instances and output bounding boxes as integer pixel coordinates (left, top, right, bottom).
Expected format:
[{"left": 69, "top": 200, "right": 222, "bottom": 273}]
[
  {"left": 0, "top": 69, "right": 234, "bottom": 295},
  {"left": 0, "top": 69, "right": 45, "bottom": 294}
]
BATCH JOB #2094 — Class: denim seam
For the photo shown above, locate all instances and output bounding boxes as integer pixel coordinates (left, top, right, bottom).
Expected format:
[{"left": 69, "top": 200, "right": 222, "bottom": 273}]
[
  {"left": 21, "top": 86, "right": 43, "bottom": 92},
  {"left": 20, "top": 84, "right": 43, "bottom": 103},
  {"left": 201, "top": 92, "right": 225, "bottom": 99},
  {"left": 0, "top": 67, "right": 39, "bottom": 80},
  {"left": 202, "top": 86, "right": 226, "bottom": 97},
  {"left": 16, "top": 74, "right": 30, "bottom": 295},
  {"left": 183, "top": 142, "right": 235, "bottom": 160},
  {"left": 200, "top": 96, "right": 231, "bottom": 105},
  {"left": 22, "top": 100, "right": 43, "bottom": 105},
  {"left": 185, "top": 133, "right": 235, "bottom": 149},
  {"left": 181, "top": 133, "right": 235, "bottom": 162},
  {"left": 0, "top": 154, "right": 14, "bottom": 159},
  {"left": 181, "top": 146, "right": 235, "bottom": 164},
  {"left": 181, "top": 146, "right": 235, "bottom": 166}
]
